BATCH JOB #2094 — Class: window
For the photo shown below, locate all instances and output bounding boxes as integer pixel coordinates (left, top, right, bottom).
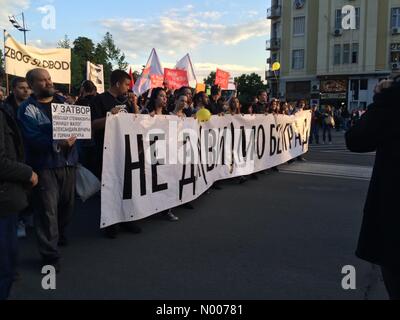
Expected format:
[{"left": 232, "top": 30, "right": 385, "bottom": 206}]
[
  {"left": 293, "top": 16, "right": 305, "bottom": 36},
  {"left": 334, "top": 44, "right": 341, "bottom": 65},
  {"left": 351, "top": 80, "right": 359, "bottom": 101},
  {"left": 352, "top": 43, "right": 359, "bottom": 64},
  {"left": 272, "top": 22, "right": 280, "bottom": 38},
  {"left": 392, "top": 8, "right": 400, "bottom": 28},
  {"left": 356, "top": 8, "right": 361, "bottom": 29},
  {"left": 335, "top": 9, "right": 342, "bottom": 29},
  {"left": 292, "top": 49, "right": 305, "bottom": 70},
  {"left": 360, "top": 80, "right": 368, "bottom": 90},
  {"left": 343, "top": 44, "right": 350, "bottom": 64}
]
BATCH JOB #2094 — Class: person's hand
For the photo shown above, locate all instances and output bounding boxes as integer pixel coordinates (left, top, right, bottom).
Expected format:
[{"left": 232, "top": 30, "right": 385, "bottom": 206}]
[
  {"left": 111, "top": 107, "right": 124, "bottom": 115},
  {"left": 30, "top": 171, "right": 39, "bottom": 187},
  {"left": 66, "top": 136, "right": 77, "bottom": 147},
  {"left": 59, "top": 136, "right": 77, "bottom": 149},
  {"left": 374, "top": 79, "right": 393, "bottom": 94}
]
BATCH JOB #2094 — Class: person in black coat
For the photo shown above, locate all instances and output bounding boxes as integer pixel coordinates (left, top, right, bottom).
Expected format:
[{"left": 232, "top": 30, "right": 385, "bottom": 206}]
[
  {"left": 345, "top": 78, "right": 400, "bottom": 300},
  {"left": 0, "top": 105, "right": 38, "bottom": 300}
]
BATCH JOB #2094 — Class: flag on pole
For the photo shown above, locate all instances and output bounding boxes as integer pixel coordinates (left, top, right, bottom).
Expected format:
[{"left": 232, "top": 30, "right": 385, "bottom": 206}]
[
  {"left": 215, "top": 68, "right": 230, "bottom": 90},
  {"left": 133, "top": 49, "right": 164, "bottom": 96},
  {"left": 175, "top": 53, "right": 197, "bottom": 88},
  {"left": 129, "top": 67, "right": 135, "bottom": 90},
  {"left": 87, "top": 62, "right": 105, "bottom": 93}
]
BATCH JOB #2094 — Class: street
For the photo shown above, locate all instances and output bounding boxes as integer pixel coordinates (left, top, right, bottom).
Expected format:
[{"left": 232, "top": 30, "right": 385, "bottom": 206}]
[{"left": 10, "top": 131, "right": 388, "bottom": 300}]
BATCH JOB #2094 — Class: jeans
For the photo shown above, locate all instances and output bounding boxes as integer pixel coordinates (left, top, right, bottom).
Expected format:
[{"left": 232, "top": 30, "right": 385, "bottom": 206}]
[
  {"left": 33, "top": 167, "right": 76, "bottom": 261},
  {"left": 310, "top": 125, "right": 320, "bottom": 144},
  {"left": 0, "top": 214, "right": 18, "bottom": 300},
  {"left": 381, "top": 267, "right": 400, "bottom": 300},
  {"left": 322, "top": 124, "right": 332, "bottom": 143}
]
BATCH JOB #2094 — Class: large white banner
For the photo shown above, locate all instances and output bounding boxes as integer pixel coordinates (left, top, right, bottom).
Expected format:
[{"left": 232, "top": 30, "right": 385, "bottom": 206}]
[
  {"left": 86, "top": 62, "right": 105, "bottom": 94},
  {"left": 4, "top": 32, "right": 71, "bottom": 84},
  {"left": 101, "top": 111, "right": 312, "bottom": 228}
]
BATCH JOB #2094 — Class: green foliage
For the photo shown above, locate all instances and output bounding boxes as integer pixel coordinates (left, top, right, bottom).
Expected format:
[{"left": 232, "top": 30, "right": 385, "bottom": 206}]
[
  {"left": 65, "top": 33, "right": 128, "bottom": 92},
  {"left": 235, "top": 73, "right": 267, "bottom": 104},
  {"left": 204, "top": 71, "right": 216, "bottom": 87}
]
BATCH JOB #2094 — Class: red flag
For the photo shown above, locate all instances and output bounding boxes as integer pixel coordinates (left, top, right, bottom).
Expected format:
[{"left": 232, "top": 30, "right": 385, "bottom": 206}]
[
  {"left": 215, "top": 68, "right": 230, "bottom": 89},
  {"left": 164, "top": 68, "right": 189, "bottom": 90},
  {"left": 129, "top": 67, "right": 135, "bottom": 90}
]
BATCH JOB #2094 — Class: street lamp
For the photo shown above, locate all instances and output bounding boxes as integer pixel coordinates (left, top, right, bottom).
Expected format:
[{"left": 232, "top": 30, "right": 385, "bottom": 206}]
[{"left": 8, "top": 13, "right": 30, "bottom": 45}]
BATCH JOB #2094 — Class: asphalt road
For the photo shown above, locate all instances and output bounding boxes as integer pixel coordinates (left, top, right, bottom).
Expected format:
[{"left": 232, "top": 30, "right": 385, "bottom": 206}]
[{"left": 10, "top": 130, "right": 388, "bottom": 300}]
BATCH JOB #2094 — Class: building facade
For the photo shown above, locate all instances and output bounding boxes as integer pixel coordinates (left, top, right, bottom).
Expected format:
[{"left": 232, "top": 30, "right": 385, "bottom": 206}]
[{"left": 266, "top": 0, "right": 400, "bottom": 110}]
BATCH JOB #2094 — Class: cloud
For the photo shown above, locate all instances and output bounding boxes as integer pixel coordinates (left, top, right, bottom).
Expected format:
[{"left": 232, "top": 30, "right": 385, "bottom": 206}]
[
  {"left": 98, "top": 6, "right": 270, "bottom": 58},
  {"left": 0, "top": 0, "right": 30, "bottom": 30}
]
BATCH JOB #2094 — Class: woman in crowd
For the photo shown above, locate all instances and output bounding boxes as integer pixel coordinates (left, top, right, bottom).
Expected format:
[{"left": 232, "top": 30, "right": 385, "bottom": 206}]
[
  {"left": 322, "top": 105, "right": 335, "bottom": 144},
  {"left": 127, "top": 90, "right": 140, "bottom": 114},
  {"left": 268, "top": 98, "right": 280, "bottom": 114},
  {"left": 309, "top": 105, "right": 322, "bottom": 145},
  {"left": 142, "top": 88, "right": 180, "bottom": 221},
  {"left": 227, "top": 97, "right": 241, "bottom": 115},
  {"left": 142, "top": 87, "right": 168, "bottom": 116},
  {"left": 171, "top": 92, "right": 188, "bottom": 118},
  {"left": 280, "top": 101, "right": 290, "bottom": 115}
]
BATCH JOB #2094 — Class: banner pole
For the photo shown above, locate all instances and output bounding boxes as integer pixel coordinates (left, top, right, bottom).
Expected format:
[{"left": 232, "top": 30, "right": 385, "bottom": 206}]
[
  {"left": 3, "top": 29, "right": 9, "bottom": 95},
  {"left": 6, "top": 74, "right": 9, "bottom": 96}
]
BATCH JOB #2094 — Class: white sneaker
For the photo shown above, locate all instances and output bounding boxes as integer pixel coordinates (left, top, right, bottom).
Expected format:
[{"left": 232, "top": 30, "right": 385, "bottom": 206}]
[
  {"left": 166, "top": 210, "right": 179, "bottom": 222},
  {"left": 17, "top": 222, "right": 27, "bottom": 238}
]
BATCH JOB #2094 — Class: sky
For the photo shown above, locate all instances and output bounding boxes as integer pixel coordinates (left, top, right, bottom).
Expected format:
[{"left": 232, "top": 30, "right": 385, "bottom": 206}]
[{"left": 0, "top": 0, "right": 271, "bottom": 81}]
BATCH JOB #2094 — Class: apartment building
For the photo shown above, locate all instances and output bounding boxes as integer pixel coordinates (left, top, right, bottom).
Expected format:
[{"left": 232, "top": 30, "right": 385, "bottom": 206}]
[{"left": 266, "top": 0, "right": 400, "bottom": 110}]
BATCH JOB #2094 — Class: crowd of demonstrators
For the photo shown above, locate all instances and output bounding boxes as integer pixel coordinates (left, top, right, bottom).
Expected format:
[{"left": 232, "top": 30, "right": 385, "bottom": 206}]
[{"left": 0, "top": 68, "right": 316, "bottom": 300}]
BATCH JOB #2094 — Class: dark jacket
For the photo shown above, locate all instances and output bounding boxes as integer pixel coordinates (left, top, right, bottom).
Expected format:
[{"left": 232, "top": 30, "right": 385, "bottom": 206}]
[
  {"left": 0, "top": 105, "right": 33, "bottom": 216},
  {"left": 17, "top": 95, "right": 79, "bottom": 171},
  {"left": 2, "top": 93, "right": 19, "bottom": 120},
  {"left": 345, "top": 85, "right": 400, "bottom": 268},
  {"left": 253, "top": 102, "right": 267, "bottom": 114},
  {"left": 207, "top": 96, "right": 223, "bottom": 115}
]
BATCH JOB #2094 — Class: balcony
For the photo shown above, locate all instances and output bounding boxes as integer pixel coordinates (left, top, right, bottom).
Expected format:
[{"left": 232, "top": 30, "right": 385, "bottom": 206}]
[
  {"left": 266, "top": 38, "right": 281, "bottom": 51},
  {"left": 267, "top": 5, "right": 282, "bottom": 19}
]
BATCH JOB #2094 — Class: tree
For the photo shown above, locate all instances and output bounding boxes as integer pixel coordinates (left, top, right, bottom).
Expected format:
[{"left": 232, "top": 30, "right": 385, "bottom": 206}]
[
  {"left": 204, "top": 71, "right": 216, "bottom": 86},
  {"left": 57, "top": 35, "right": 71, "bottom": 49},
  {"left": 70, "top": 37, "right": 96, "bottom": 91},
  {"left": 101, "top": 32, "right": 128, "bottom": 71},
  {"left": 61, "top": 33, "right": 129, "bottom": 92},
  {"left": 235, "top": 73, "right": 267, "bottom": 104}
]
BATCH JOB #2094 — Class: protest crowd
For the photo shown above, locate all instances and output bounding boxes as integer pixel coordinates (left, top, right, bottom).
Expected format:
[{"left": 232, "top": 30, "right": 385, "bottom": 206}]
[{"left": 0, "top": 65, "right": 357, "bottom": 300}]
